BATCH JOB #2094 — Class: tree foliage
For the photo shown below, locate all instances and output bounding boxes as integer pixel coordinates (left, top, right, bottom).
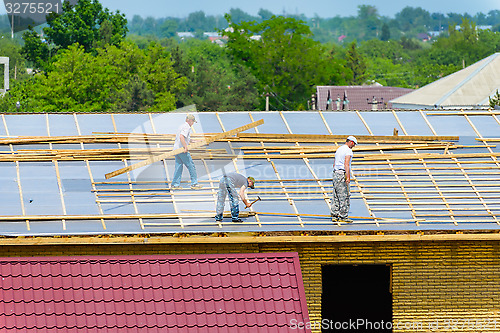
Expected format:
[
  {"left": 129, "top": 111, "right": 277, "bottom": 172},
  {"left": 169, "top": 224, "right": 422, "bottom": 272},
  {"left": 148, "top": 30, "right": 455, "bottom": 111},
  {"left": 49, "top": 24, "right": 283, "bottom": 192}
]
[
  {"left": 169, "top": 39, "right": 260, "bottom": 111},
  {"left": 490, "top": 90, "right": 500, "bottom": 108},
  {"left": 2, "top": 42, "right": 186, "bottom": 112},
  {"left": 21, "top": 28, "right": 50, "bottom": 70},
  {"left": 4, "top": 3, "right": 500, "bottom": 112},
  {"left": 0, "top": 37, "right": 29, "bottom": 80},
  {"left": 222, "top": 15, "right": 344, "bottom": 110},
  {"left": 21, "top": 0, "right": 127, "bottom": 70},
  {"left": 44, "top": 0, "right": 127, "bottom": 51},
  {"left": 345, "top": 41, "right": 367, "bottom": 84}
]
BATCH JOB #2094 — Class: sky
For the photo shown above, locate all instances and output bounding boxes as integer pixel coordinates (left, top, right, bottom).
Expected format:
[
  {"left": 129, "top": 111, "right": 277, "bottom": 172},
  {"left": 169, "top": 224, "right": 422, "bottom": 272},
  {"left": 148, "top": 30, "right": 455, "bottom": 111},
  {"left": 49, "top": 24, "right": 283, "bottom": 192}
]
[
  {"left": 94, "top": 0, "right": 498, "bottom": 19},
  {"left": 0, "top": 0, "right": 497, "bottom": 19}
]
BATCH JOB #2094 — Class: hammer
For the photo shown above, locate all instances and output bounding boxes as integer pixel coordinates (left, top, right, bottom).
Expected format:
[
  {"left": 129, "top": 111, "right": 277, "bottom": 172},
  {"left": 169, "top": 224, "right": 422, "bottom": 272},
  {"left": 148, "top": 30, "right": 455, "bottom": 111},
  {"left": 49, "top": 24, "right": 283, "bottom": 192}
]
[{"left": 247, "top": 196, "right": 261, "bottom": 208}]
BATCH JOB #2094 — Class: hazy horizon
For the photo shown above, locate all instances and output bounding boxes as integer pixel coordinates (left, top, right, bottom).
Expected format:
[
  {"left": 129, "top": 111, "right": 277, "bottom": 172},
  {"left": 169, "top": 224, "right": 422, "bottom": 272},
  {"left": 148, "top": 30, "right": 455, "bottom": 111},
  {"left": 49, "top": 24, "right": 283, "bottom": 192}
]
[
  {"left": 98, "top": 0, "right": 498, "bottom": 19},
  {"left": 0, "top": 0, "right": 498, "bottom": 19}
]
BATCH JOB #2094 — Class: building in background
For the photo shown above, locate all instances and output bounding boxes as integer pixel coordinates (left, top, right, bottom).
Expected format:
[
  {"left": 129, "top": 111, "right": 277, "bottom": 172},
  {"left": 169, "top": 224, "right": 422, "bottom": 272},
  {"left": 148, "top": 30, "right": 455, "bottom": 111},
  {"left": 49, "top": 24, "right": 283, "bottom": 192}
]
[
  {"left": 391, "top": 52, "right": 500, "bottom": 109},
  {"left": 316, "top": 85, "right": 413, "bottom": 111}
]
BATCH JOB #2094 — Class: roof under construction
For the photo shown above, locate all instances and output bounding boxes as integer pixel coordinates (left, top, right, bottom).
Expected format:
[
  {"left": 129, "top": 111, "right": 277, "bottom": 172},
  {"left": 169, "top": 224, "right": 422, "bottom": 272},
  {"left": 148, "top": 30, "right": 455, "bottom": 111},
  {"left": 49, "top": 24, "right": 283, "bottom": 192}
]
[
  {"left": 0, "top": 110, "right": 499, "bottom": 236},
  {"left": 0, "top": 252, "right": 310, "bottom": 331},
  {"left": 391, "top": 52, "right": 500, "bottom": 109}
]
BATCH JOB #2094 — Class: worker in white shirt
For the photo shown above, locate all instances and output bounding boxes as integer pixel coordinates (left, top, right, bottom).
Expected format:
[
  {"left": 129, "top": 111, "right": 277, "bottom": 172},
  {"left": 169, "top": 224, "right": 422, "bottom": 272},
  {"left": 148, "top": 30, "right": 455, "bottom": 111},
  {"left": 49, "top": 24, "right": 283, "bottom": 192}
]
[
  {"left": 170, "top": 114, "right": 203, "bottom": 190},
  {"left": 331, "top": 136, "right": 357, "bottom": 222}
]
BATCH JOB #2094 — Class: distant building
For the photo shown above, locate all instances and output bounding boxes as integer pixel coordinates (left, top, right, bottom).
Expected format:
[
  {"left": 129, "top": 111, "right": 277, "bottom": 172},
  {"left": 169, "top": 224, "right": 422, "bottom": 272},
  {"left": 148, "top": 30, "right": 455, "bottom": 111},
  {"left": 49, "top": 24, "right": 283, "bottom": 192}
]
[
  {"left": 428, "top": 30, "right": 443, "bottom": 38},
  {"left": 316, "top": 85, "right": 413, "bottom": 111},
  {"left": 0, "top": 57, "right": 8, "bottom": 94},
  {"left": 455, "top": 25, "right": 492, "bottom": 31},
  {"left": 203, "top": 32, "right": 220, "bottom": 38},
  {"left": 417, "top": 33, "right": 431, "bottom": 42},
  {"left": 177, "top": 32, "right": 195, "bottom": 39},
  {"left": 391, "top": 52, "right": 500, "bottom": 109}
]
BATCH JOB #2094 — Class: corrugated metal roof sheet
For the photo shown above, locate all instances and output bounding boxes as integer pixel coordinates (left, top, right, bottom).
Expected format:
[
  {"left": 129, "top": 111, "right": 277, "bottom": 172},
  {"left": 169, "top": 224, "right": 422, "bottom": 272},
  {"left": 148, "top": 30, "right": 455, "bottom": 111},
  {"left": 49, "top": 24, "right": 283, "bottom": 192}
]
[
  {"left": 0, "top": 253, "right": 310, "bottom": 332},
  {"left": 391, "top": 53, "right": 500, "bottom": 108},
  {"left": 316, "top": 86, "right": 413, "bottom": 111}
]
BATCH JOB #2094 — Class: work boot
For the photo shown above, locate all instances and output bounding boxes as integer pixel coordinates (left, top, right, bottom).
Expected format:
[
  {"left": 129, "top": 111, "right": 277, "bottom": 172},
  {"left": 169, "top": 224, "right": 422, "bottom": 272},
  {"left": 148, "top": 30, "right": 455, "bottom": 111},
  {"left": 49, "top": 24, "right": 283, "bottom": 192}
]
[
  {"left": 215, "top": 214, "right": 223, "bottom": 222},
  {"left": 339, "top": 217, "right": 353, "bottom": 223},
  {"left": 231, "top": 218, "right": 243, "bottom": 223},
  {"left": 171, "top": 185, "right": 183, "bottom": 190},
  {"left": 191, "top": 184, "right": 203, "bottom": 190},
  {"left": 331, "top": 214, "right": 340, "bottom": 222}
]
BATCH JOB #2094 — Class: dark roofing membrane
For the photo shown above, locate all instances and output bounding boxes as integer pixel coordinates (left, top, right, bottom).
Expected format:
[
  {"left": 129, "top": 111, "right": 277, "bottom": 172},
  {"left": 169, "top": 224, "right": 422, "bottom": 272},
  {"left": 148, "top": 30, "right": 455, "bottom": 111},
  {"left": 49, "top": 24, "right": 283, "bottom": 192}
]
[{"left": 0, "top": 110, "right": 498, "bottom": 236}]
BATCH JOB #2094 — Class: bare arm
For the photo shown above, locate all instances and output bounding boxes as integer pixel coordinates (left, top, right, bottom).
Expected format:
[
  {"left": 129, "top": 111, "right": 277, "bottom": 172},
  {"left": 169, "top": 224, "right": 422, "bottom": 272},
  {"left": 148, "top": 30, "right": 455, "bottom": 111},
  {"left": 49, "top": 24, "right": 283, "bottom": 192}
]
[
  {"left": 344, "top": 155, "right": 352, "bottom": 184},
  {"left": 180, "top": 135, "right": 188, "bottom": 153},
  {"left": 239, "top": 185, "right": 251, "bottom": 208}
]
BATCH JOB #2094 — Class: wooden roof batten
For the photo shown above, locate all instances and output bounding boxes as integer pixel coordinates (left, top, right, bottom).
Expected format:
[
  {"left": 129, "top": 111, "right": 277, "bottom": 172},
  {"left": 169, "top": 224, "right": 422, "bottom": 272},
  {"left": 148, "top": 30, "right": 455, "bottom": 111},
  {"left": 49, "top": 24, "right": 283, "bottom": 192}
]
[{"left": 0, "top": 110, "right": 499, "bottom": 235}]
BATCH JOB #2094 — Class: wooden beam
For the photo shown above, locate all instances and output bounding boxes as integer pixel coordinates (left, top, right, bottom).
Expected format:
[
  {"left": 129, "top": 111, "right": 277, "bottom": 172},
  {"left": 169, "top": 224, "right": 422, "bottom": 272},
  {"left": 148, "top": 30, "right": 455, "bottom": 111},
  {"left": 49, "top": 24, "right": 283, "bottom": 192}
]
[
  {"left": 426, "top": 112, "right": 500, "bottom": 116},
  {"left": 4, "top": 233, "right": 500, "bottom": 246},
  {"left": 105, "top": 119, "right": 264, "bottom": 179},
  {"left": 236, "top": 133, "right": 459, "bottom": 142},
  {"left": 0, "top": 212, "right": 255, "bottom": 221}
]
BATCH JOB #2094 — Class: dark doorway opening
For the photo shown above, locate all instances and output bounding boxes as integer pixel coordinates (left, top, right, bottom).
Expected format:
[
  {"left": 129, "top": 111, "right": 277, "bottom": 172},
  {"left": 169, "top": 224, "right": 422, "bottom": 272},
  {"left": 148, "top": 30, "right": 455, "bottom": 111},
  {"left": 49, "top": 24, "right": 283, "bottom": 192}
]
[{"left": 322, "top": 264, "right": 392, "bottom": 332}]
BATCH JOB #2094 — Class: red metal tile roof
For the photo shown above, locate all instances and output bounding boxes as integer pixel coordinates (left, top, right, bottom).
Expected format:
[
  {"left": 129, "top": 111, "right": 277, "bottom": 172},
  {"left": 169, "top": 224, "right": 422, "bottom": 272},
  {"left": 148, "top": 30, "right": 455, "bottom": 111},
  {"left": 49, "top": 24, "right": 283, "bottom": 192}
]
[
  {"left": 0, "top": 253, "right": 311, "bottom": 332},
  {"left": 317, "top": 85, "right": 413, "bottom": 111}
]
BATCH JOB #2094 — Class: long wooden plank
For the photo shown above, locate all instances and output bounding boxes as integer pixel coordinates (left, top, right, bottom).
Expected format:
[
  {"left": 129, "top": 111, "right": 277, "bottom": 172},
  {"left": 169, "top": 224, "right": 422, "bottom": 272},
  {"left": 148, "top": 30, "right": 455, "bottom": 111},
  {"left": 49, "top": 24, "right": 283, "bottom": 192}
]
[
  {"left": 7, "top": 233, "right": 500, "bottom": 246},
  {"left": 237, "top": 133, "right": 459, "bottom": 142},
  {"left": 105, "top": 119, "right": 264, "bottom": 179},
  {"left": 0, "top": 212, "right": 255, "bottom": 221},
  {"left": 426, "top": 112, "right": 500, "bottom": 116}
]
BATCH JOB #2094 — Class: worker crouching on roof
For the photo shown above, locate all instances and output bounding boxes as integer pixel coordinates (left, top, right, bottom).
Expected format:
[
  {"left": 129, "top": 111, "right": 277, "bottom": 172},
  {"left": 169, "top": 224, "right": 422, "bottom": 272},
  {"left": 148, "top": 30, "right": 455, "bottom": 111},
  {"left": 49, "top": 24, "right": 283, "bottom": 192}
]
[
  {"left": 331, "top": 136, "right": 357, "bottom": 223},
  {"left": 215, "top": 172, "right": 255, "bottom": 223}
]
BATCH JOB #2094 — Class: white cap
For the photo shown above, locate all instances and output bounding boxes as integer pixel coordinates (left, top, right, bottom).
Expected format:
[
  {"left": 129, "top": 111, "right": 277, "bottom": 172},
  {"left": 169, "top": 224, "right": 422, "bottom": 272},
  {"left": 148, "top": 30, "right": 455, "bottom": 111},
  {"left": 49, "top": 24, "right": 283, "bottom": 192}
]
[
  {"left": 347, "top": 136, "right": 357, "bottom": 145},
  {"left": 186, "top": 114, "right": 197, "bottom": 123}
]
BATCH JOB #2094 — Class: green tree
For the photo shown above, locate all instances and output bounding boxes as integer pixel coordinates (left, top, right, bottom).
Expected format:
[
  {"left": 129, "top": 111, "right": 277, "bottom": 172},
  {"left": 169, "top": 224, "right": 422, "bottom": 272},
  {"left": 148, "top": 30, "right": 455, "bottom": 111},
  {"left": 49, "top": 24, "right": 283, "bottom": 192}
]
[
  {"left": 227, "top": 8, "right": 258, "bottom": 24},
  {"left": 160, "top": 20, "right": 178, "bottom": 38},
  {"left": 21, "top": 0, "right": 127, "bottom": 69},
  {"left": 140, "top": 43, "right": 187, "bottom": 111},
  {"left": 258, "top": 9, "right": 274, "bottom": 22},
  {"left": 44, "top": 0, "right": 127, "bottom": 51},
  {"left": 6, "top": 41, "right": 186, "bottom": 112},
  {"left": 380, "top": 23, "right": 390, "bottom": 41},
  {"left": 171, "top": 39, "right": 260, "bottom": 111},
  {"left": 222, "top": 15, "right": 335, "bottom": 110},
  {"left": 115, "top": 75, "right": 154, "bottom": 111},
  {"left": 20, "top": 27, "right": 50, "bottom": 70},
  {"left": 489, "top": 90, "right": 500, "bottom": 108},
  {"left": 395, "top": 7, "right": 432, "bottom": 32},
  {"left": 356, "top": 5, "right": 381, "bottom": 40},
  {"left": 431, "top": 18, "right": 500, "bottom": 67},
  {"left": 345, "top": 41, "right": 367, "bottom": 84},
  {"left": 0, "top": 37, "right": 29, "bottom": 80}
]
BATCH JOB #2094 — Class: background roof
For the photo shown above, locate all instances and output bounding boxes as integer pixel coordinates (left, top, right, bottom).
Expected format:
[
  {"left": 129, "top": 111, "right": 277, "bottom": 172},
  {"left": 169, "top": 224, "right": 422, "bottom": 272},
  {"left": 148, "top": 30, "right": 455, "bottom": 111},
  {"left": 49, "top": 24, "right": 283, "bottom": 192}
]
[
  {"left": 316, "top": 86, "right": 413, "bottom": 111},
  {"left": 0, "top": 252, "right": 310, "bottom": 332},
  {"left": 391, "top": 53, "right": 500, "bottom": 109},
  {"left": 0, "top": 110, "right": 498, "bottom": 236}
]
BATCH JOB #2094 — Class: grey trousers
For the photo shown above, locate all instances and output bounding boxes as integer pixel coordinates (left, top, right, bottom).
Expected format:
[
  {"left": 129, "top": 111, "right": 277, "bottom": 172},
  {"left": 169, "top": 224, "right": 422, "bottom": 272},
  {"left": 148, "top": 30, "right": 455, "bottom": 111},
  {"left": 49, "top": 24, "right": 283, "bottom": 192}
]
[{"left": 330, "top": 170, "right": 350, "bottom": 218}]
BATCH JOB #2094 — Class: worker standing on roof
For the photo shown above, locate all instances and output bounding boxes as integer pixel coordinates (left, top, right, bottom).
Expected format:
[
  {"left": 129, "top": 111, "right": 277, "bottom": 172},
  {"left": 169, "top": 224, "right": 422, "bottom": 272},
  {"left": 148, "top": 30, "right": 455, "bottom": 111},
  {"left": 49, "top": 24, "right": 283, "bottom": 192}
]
[
  {"left": 171, "top": 114, "right": 203, "bottom": 190},
  {"left": 215, "top": 172, "right": 255, "bottom": 223},
  {"left": 331, "top": 136, "right": 357, "bottom": 223}
]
